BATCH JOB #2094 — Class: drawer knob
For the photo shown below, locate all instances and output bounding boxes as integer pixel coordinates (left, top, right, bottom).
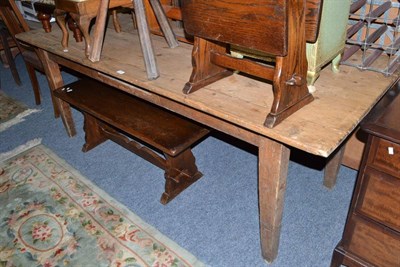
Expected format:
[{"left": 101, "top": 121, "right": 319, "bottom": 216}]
[{"left": 388, "top": 146, "right": 394, "bottom": 155}]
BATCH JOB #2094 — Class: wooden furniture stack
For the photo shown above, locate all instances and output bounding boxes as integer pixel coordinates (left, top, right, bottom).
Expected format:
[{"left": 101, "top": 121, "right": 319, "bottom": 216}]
[
  {"left": 53, "top": 0, "right": 178, "bottom": 79},
  {"left": 16, "top": 23, "right": 399, "bottom": 264},
  {"left": 331, "top": 81, "right": 400, "bottom": 267},
  {"left": 33, "top": 0, "right": 351, "bottom": 87}
]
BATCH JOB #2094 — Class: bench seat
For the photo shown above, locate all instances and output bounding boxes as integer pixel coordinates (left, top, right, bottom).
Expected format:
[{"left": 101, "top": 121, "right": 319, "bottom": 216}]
[{"left": 54, "top": 78, "right": 209, "bottom": 204}]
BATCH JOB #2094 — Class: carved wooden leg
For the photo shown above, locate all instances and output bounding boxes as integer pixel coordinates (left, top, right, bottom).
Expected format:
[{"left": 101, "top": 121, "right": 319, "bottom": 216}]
[
  {"left": 82, "top": 114, "right": 108, "bottom": 152},
  {"left": 37, "top": 11, "right": 52, "bottom": 33},
  {"left": 331, "top": 53, "right": 341, "bottom": 73},
  {"left": 161, "top": 148, "right": 203, "bottom": 204},
  {"left": 54, "top": 9, "right": 69, "bottom": 52},
  {"left": 67, "top": 17, "right": 83, "bottom": 43},
  {"left": 183, "top": 37, "right": 232, "bottom": 94},
  {"left": 264, "top": 0, "right": 314, "bottom": 128},
  {"left": 324, "top": 145, "right": 345, "bottom": 189},
  {"left": 259, "top": 138, "right": 290, "bottom": 263},
  {"left": 306, "top": 68, "right": 320, "bottom": 86},
  {"left": 36, "top": 49, "right": 76, "bottom": 137},
  {"left": 70, "top": 13, "right": 93, "bottom": 57}
]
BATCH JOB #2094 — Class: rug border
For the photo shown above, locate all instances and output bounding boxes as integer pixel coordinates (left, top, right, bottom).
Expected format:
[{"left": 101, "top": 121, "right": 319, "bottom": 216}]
[
  {"left": 0, "top": 108, "right": 41, "bottom": 132},
  {"left": 0, "top": 91, "right": 41, "bottom": 132},
  {"left": 0, "top": 138, "right": 42, "bottom": 162},
  {"left": 1, "top": 143, "right": 206, "bottom": 267}
]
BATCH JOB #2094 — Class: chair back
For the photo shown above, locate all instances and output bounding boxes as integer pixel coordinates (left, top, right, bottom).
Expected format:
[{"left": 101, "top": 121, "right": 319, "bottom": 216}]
[
  {"left": 0, "top": 0, "right": 31, "bottom": 50},
  {"left": 0, "top": 19, "right": 17, "bottom": 49}
]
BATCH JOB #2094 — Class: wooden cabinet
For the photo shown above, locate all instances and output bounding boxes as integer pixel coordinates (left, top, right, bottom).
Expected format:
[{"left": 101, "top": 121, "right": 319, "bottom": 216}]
[{"left": 331, "top": 88, "right": 400, "bottom": 267}]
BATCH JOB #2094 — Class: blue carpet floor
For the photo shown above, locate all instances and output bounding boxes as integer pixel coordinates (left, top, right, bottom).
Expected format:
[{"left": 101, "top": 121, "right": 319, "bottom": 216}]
[{"left": 0, "top": 56, "right": 356, "bottom": 266}]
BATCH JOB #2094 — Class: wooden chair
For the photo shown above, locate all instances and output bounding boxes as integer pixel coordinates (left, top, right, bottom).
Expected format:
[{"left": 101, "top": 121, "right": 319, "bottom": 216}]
[
  {"left": 34, "top": 1, "right": 85, "bottom": 44},
  {"left": 0, "top": 0, "right": 44, "bottom": 105},
  {"left": 53, "top": 0, "right": 178, "bottom": 79},
  {"left": 35, "top": 0, "right": 182, "bottom": 39},
  {"left": 0, "top": 21, "right": 21, "bottom": 86}
]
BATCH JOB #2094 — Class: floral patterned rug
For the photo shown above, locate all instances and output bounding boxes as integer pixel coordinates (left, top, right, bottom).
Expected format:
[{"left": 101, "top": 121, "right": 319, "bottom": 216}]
[
  {"left": 0, "top": 91, "right": 40, "bottom": 132},
  {"left": 0, "top": 143, "right": 204, "bottom": 267}
]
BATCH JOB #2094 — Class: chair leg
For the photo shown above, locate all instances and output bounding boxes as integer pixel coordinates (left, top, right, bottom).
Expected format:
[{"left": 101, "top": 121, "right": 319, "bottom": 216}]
[
  {"left": 133, "top": 0, "right": 159, "bottom": 80},
  {"left": 0, "top": 29, "right": 21, "bottom": 85},
  {"left": 25, "top": 63, "right": 41, "bottom": 105},
  {"left": 112, "top": 9, "right": 122, "bottom": 33}
]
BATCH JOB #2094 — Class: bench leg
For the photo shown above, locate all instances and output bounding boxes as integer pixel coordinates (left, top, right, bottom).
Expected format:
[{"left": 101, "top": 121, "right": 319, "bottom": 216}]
[
  {"left": 161, "top": 148, "right": 203, "bottom": 204},
  {"left": 183, "top": 37, "right": 232, "bottom": 94},
  {"left": 82, "top": 113, "right": 108, "bottom": 152}
]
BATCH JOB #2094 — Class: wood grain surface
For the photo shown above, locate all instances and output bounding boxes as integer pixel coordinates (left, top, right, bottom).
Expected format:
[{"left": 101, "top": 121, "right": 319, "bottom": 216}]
[{"left": 16, "top": 27, "right": 399, "bottom": 157}]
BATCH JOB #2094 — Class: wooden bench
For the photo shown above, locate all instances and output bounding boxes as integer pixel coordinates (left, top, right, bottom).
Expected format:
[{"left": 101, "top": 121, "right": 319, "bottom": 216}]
[{"left": 53, "top": 78, "right": 209, "bottom": 204}]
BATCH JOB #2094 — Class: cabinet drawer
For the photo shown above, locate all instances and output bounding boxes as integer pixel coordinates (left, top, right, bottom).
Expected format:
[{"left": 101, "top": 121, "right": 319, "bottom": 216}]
[
  {"left": 357, "top": 167, "right": 400, "bottom": 232},
  {"left": 346, "top": 216, "right": 400, "bottom": 267},
  {"left": 370, "top": 138, "right": 400, "bottom": 177}
]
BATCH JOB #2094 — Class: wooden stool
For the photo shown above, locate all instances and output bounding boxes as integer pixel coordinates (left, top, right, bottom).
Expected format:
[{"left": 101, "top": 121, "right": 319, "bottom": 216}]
[
  {"left": 54, "top": 0, "right": 178, "bottom": 79},
  {"left": 180, "top": 0, "right": 322, "bottom": 128},
  {"left": 53, "top": 78, "right": 209, "bottom": 204}
]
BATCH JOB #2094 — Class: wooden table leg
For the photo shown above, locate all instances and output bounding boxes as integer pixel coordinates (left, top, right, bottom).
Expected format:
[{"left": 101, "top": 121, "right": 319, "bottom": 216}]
[
  {"left": 323, "top": 145, "right": 345, "bottom": 189},
  {"left": 36, "top": 49, "right": 76, "bottom": 137},
  {"left": 258, "top": 138, "right": 290, "bottom": 263}
]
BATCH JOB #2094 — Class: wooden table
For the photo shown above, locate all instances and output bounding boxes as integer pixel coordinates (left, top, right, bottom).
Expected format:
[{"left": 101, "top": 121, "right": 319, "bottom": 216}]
[{"left": 16, "top": 27, "right": 399, "bottom": 263}]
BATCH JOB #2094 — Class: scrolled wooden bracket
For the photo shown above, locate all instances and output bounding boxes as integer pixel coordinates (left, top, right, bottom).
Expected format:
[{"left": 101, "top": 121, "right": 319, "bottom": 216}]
[
  {"left": 183, "top": 37, "right": 232, "bottom": 94},
  {"left": 285, "top": 74, "right": 304, "bottom": 86},
  {"left": 264, "top": 0, "right": 314, "bottom": 128}
]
